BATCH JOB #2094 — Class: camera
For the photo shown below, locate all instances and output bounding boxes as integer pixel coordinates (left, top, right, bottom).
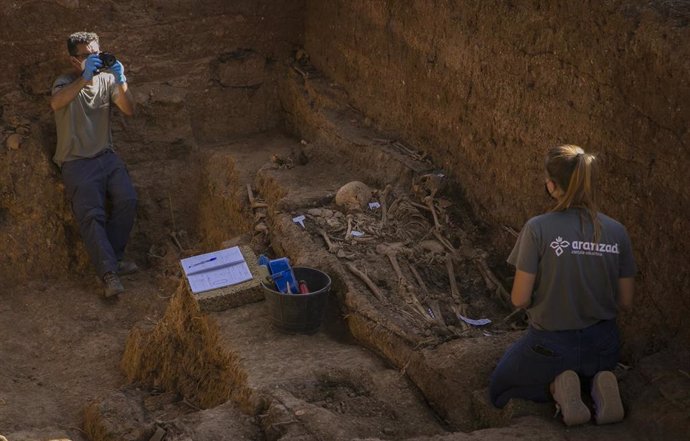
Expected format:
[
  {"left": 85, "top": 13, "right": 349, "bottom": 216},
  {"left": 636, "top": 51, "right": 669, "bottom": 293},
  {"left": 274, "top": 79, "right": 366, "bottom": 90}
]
[{"left": 98, "top": 52, "right": 117, "bottom": 69}]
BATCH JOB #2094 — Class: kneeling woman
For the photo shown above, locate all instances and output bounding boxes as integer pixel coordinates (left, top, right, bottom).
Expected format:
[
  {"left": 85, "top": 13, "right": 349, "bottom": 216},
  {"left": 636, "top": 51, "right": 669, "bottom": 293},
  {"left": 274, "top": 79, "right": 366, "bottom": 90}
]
[{"left": 489, "top": 145, "right": 636, "bottom": 426}]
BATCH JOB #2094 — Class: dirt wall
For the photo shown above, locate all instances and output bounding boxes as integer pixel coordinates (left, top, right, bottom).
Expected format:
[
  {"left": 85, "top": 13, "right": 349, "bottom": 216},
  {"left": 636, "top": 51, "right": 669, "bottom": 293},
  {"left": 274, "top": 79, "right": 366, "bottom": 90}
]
[
  {"left": 0, "top": 0, "right": 303, "bottom": 284},
  {"left": 302, "top": 0, "right": 690, "bottom": 355}
]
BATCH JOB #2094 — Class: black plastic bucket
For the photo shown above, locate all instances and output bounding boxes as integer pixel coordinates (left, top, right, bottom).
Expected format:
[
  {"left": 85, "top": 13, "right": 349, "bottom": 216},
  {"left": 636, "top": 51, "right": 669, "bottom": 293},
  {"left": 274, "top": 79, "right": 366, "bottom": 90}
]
[{"left": 262, "top": 267, "right": 331, "bottom": 334}]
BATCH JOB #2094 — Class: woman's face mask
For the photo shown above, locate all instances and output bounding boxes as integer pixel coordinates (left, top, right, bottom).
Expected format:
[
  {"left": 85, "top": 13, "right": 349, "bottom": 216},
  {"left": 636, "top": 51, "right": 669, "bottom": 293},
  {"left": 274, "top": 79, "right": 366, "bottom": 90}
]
[{"left": 544, "top": 179, "right": 558, "bottom": 200}]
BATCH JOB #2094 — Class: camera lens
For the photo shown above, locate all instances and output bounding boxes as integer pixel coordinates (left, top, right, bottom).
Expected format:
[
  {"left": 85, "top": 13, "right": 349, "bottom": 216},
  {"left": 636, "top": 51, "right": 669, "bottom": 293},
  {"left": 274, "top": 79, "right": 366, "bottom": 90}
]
[{"left": 98, "top": 52, "right": 117, "bottom": 68}]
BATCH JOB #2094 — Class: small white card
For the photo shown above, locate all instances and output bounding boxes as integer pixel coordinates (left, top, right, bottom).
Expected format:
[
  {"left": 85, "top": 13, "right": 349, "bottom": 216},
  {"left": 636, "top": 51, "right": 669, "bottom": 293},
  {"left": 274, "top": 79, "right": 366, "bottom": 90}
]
[{"left": 292, "top": 215, "right": 306, "bottom": 228}]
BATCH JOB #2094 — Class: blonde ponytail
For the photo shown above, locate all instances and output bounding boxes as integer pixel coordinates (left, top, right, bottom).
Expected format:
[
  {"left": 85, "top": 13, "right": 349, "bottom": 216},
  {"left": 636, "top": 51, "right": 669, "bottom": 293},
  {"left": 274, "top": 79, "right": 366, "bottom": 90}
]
[{"left": 546, "top": 145, "right": 601, "bottom": 241}]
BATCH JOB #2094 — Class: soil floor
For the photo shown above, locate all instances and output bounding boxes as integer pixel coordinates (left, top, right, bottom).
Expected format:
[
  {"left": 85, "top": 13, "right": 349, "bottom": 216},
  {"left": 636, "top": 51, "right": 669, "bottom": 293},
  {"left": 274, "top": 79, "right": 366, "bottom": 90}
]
[
  {"left": 3, "top": 131, "right": 687, "bottom": 441},
  {"left": 1, "top": 274, "right": 168, "bottom": 440}
]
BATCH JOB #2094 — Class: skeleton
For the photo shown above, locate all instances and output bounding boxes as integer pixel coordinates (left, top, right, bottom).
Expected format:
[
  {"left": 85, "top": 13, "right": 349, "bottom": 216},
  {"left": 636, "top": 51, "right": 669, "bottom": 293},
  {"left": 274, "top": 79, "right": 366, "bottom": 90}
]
[
  {"left": 409, "top": 173, "right": 449, "bottom": 234},
  {"left": 412, "top": 173, "right": 446, "bottom": 200},
  {"left": 304, "top": 170, "right": 512, "bottom": 338}
]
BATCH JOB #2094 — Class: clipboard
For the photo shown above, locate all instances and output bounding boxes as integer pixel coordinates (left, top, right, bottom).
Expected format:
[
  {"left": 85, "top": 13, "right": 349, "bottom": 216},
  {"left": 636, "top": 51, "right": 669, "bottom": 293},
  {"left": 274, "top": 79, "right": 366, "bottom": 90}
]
[{"left": 180, "top": 246, "right": 253, "bottom": 294}]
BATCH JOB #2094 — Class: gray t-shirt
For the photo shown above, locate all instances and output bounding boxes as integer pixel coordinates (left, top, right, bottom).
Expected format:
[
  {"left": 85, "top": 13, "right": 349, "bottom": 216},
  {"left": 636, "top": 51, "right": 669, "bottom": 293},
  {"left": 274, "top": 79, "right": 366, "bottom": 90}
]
[
  {"left": 508, "top": 209, "right": 636, "bottom": 331},
  {"left": 51, "top": 72, "right": 120, "bottom": 167}
]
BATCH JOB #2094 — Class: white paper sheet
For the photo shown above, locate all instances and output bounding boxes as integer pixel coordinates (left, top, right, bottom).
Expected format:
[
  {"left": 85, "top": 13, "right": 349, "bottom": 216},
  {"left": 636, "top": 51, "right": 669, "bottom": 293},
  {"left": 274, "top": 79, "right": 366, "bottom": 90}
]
[{"left": 180, "top": 246, "right": 253, "bottom": 294}]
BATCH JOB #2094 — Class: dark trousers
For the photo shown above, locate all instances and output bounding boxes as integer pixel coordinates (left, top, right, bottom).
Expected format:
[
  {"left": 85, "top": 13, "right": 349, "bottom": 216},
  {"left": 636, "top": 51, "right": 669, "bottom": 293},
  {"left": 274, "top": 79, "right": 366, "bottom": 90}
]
[
  {"left": 489, "top": 319, "right": 620, "bottom": 408},
  {"left": 62, "top": 150, "right": 137, "bottom": 278}
]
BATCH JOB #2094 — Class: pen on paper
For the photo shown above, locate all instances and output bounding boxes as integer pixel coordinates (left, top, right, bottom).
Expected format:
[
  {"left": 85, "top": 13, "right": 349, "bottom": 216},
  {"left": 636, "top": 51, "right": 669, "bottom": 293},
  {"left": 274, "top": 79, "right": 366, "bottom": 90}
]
[
  {"left": 188, "top": 257, "right": 217, "bottom": 269},
  {"left": 186, "top": 258, "right": 247, "bottom": 276}
]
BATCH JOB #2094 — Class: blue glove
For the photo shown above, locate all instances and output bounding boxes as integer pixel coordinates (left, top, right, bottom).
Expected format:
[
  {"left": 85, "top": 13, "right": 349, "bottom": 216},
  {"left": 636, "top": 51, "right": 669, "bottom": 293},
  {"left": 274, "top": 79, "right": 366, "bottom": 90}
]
[
  {"left": 82, "top": 54, "right": 103, "bottom": 81},
  {"left": 110, "top": 60, "right": 127, "bottom": 85}
]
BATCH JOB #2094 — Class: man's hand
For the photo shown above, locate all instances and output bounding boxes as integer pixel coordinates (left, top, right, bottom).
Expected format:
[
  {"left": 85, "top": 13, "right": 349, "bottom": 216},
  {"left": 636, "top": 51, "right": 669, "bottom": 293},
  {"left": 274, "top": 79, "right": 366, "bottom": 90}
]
[
  {"left": 82, "top": 54, "right": 103, "bottom": 81},
  {"left": 110, "top": 60, "right": 127, "bottom": 85}
]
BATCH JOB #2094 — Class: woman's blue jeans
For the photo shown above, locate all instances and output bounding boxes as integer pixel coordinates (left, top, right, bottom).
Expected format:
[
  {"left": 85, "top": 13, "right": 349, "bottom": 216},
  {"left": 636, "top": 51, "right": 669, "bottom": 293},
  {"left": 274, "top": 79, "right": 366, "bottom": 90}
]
[{"left": 489, "top": 319, "right": 620, "bottom": 408}]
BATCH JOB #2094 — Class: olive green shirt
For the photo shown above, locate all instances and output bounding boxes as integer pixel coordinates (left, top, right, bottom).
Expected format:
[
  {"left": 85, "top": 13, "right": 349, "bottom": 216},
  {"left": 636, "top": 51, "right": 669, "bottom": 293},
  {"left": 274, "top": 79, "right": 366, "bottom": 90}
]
[{"left": 51, "top": 72, "right": 120, "bottom": 167}]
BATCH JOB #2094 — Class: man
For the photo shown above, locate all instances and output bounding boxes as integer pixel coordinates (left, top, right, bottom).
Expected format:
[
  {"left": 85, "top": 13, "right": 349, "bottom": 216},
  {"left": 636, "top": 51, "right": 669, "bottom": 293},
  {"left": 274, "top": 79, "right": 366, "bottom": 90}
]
[{"left": 51, "top": 32, "right": 138, "bottom": 298}]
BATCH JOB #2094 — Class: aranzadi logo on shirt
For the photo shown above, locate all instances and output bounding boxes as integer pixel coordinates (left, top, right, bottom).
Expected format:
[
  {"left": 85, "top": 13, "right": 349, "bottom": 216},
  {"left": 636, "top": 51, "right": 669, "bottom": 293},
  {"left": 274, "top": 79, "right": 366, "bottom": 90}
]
[
  {"left": 550, "top": 237, "right": 570, "bottom": 256},
  {"left": 550, "top": 236, "right": 619, "bottom": 257}
]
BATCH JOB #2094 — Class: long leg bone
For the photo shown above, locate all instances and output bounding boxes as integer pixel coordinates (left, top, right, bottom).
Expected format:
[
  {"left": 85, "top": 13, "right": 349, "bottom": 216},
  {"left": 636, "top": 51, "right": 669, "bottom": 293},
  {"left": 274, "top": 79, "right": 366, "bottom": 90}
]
[
  {"left": 318, "top": 228, "right": 339, "bottom": 253},
  {"left": 445, "top": 253, "right": 461, "bottom": 302},
  {"left": 410, "top": 262, "right": 441, "bottom": 318},
  {"left": 409, "top": 264, "right": 430, "bottom": 296},
  {"left": 445, "top": 254, "right": 471, "bottom": 330},
  {"left": 346, "top": 263, "right": 386, "bottom": 302},
  {"left": 376, "top": 244, "right": 430, "bottom": 321},
  {"left": 409, "top": 264, "right": 446, "bottom": 325},
  {"left": 376, "top": 242, "right": 408, "bottom": 283}
]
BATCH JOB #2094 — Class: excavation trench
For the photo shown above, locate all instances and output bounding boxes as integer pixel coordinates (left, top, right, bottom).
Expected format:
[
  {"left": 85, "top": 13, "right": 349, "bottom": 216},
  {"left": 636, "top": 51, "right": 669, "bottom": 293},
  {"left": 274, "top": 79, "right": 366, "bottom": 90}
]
[
  {"left": 2, "top": 61, "right": 687, "bottom": 441},
  {"left": 68, "top": 71, "right": 655, "bottom": 440},
  {"left": 1, "top": 2, "right": 689, "bottom": 438},
  {"left": 93, "top": 125, "right": 519, "bottom": 440}
]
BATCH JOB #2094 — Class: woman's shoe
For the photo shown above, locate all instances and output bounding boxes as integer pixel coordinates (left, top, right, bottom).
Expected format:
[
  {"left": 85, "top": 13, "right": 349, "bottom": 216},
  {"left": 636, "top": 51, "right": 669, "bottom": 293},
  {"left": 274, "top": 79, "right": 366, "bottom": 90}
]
[
  {"left": 552, "top": 370, "right": 591, "bottom": 426},
  {"left": 591, "top": 371, "right": 625, "bottom": 424}
]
